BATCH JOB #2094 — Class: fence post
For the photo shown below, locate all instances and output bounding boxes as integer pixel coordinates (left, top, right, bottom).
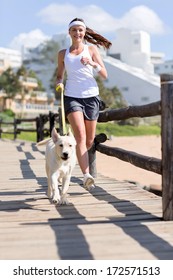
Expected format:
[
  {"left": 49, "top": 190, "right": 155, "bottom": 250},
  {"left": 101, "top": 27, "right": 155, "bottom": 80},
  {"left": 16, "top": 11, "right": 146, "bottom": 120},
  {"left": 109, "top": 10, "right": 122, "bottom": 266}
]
[
  {"left": 49, "top": 111, "right": 55, "bottom": 136},
  {"left": 36, "top": 115, "right": 44, "bottom": 142},
  {"left": 88, "top": 144, "right": 97, "bottom": 178},
  {"left": 49, "top": 111, "right": 59, "bottom": 135},
  {"left": 161, "top": 74, "right": 173, "bottom": 220},
  {"left": 88, "top": 133, "right": 107, "bottom": 178},
  {"left": 13, "top": 119, "right": 18, "bottom": 140}
]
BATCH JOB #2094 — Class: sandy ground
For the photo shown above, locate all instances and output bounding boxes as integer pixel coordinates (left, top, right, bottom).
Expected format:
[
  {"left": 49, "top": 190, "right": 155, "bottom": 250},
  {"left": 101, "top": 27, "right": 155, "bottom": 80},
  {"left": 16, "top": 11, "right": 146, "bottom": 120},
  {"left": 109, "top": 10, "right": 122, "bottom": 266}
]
[{"left": 96, "top": 135, "right": 161, "bottom": 187}]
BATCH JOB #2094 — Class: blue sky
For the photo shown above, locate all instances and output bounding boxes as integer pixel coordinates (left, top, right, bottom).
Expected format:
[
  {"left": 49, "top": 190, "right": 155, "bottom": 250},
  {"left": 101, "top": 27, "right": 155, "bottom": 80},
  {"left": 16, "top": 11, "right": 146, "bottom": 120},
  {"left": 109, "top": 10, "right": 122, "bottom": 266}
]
[{"left": 0, "top": 0, "right": 172, "bottom": 60}]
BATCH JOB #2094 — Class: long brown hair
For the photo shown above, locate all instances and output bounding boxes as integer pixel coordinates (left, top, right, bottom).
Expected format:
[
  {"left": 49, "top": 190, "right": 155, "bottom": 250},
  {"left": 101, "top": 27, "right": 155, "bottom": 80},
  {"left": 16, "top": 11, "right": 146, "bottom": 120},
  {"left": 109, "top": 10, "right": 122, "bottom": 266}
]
[{"left": 69, "top": 18, "right": 112, "bottom": 49}]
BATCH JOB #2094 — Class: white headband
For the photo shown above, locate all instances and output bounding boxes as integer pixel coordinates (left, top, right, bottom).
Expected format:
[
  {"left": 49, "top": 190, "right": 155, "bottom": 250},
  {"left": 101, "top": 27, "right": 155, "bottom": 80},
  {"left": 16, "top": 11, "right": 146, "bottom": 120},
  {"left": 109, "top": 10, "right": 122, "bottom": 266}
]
[{"left": 68, "top": 21, "right": 86, "bottom": 29}]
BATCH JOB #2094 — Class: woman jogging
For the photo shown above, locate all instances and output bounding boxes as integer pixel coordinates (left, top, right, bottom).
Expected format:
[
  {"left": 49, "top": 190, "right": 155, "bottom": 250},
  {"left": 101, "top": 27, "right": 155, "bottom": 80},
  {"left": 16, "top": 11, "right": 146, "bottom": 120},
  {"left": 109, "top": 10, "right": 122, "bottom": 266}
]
[{"left": 56, "top": 18, "right": 112, "bottom": 190}]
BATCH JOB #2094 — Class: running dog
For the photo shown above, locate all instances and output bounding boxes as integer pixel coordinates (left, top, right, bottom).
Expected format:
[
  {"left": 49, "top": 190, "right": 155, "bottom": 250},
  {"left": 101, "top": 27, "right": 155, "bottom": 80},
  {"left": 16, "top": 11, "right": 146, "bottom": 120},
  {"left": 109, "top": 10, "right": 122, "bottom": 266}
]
[{"left": 37, "top": 127, "right": 76, "bottom": 205}]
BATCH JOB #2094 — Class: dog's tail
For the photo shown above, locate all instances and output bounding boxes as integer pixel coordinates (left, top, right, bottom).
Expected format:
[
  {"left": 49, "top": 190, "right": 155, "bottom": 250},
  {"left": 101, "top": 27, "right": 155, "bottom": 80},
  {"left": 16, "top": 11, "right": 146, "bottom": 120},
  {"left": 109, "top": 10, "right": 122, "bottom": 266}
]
[{"left": 36, "top": 138, "right": 51, "bottom": 146}]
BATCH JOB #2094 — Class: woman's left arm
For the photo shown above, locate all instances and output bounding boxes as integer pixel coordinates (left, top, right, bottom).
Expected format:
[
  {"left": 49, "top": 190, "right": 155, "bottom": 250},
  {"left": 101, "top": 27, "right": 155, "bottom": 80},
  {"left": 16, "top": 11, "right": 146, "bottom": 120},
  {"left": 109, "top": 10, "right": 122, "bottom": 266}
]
[{"left": 89, "top": 45, "right": 108, "bottom": 79}]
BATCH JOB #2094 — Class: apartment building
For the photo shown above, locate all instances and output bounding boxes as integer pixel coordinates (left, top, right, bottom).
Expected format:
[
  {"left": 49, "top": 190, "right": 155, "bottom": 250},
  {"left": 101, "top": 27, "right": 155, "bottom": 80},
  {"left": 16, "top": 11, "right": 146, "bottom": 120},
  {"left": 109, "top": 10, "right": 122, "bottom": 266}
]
[{"left": 0, "top": 47, "right": 22, "bottom": 74}]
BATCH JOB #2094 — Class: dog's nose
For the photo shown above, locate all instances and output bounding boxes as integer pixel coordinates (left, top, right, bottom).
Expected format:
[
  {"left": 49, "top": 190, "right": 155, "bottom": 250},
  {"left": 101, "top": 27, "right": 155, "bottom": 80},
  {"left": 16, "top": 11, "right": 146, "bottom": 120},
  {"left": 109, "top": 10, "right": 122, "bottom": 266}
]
[{"left": 62, "top": 152, "right": 68, "bottom": 159}]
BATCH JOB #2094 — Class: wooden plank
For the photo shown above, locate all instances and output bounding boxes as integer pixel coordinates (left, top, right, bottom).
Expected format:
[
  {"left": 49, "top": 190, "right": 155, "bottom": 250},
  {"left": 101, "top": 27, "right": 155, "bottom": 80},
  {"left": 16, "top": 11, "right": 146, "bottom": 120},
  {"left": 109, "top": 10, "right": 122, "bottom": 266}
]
[{"left": 0, "top": 140, "right": 173, "bottom": 260}]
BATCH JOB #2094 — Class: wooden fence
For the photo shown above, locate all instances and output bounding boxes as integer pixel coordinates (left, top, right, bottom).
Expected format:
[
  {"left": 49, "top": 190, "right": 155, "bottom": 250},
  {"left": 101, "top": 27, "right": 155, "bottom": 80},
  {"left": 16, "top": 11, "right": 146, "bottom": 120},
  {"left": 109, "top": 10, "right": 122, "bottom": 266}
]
[
  {"left": 0, "top": 111, "right": 60, "bottom": 142},
  {"left": 89, "top": 74, "right": 173, "bottom": 221},
  {"left": 0, "top": 74, "right": 173, "bottom": 220}
]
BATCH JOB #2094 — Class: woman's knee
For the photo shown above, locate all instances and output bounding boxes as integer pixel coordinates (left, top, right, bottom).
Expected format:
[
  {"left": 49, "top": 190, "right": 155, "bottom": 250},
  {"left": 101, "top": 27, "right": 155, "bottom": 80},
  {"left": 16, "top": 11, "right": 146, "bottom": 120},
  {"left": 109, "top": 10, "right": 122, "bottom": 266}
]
[
  {"left": 75, "top": 131, "right": 86, "bottom": 146},
  {"left": 86, "top": 138, "right": 94, "bottom": 150}
]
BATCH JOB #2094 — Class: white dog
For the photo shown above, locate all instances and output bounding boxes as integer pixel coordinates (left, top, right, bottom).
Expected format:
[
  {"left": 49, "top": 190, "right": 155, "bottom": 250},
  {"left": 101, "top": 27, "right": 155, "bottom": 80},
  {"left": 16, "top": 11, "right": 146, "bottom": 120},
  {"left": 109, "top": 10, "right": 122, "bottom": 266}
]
[{"left": 37, "top": 127, "right": 76, "bottom": 205}]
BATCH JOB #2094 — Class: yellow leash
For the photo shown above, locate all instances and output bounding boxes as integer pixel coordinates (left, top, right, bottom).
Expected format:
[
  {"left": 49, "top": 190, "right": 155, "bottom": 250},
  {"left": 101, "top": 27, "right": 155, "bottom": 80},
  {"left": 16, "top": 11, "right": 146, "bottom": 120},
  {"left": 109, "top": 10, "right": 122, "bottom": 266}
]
[{"left": 56, "top": 85, "right": 67, "bottom": 135}]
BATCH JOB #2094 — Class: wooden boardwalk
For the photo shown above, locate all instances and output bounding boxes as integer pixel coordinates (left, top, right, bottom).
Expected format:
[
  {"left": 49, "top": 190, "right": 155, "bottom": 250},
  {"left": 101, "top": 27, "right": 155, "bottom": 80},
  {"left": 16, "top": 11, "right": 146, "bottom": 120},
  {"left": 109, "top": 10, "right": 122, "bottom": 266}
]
[{"left": 0, "top": 139, "right": 173, "bottom": 260}]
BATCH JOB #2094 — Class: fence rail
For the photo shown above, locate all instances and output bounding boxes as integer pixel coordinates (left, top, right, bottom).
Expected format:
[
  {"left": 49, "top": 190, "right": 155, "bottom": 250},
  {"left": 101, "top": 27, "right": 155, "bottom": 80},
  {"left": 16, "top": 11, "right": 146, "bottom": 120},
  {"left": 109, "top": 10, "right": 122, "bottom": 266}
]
[
  {"left": 0, "top": 74, "right": 173, "bottom": 220},
  {"left": 92, "top": 74, "right": 173, "bottom": 221},
  {"left": 98, "top": 100, "right": 161, "bottom": 122},
  {"left": 0, "top": 111, "right": 60, "bottom": 142}
]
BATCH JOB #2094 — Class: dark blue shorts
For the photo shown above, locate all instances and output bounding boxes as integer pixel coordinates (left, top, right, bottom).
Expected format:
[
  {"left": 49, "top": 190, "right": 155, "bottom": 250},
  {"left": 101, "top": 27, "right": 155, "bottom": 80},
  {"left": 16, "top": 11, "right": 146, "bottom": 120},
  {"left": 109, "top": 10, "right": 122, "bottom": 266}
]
[{"left": 64, "top": 95, "right": 101, "bottom": 120}]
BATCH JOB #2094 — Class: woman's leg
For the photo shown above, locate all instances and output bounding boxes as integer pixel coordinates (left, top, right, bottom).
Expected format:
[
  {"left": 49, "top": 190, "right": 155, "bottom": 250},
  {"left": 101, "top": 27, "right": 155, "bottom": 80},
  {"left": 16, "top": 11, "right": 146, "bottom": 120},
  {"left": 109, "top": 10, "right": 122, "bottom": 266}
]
[
  {"left": 67, "top": 111, "right": 89, "bottom": 174},
  {"left": 85, "top": 119, "right": 97, "bottom": 150}
]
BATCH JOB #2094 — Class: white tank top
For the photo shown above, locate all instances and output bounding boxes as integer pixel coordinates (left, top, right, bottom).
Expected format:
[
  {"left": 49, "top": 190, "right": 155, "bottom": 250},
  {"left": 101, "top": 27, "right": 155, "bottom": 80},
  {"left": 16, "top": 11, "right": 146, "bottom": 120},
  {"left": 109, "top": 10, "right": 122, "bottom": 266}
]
[{"left": 64, "top": 45, "right": 99, "bottom": 98}]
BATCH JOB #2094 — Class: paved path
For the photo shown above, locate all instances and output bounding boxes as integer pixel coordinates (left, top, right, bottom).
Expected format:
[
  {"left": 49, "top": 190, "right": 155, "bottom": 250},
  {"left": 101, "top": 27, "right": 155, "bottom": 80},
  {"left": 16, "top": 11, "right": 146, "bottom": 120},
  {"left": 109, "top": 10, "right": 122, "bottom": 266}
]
[{"left": 0, "top": 139, "right": 173, "bottom": 260}]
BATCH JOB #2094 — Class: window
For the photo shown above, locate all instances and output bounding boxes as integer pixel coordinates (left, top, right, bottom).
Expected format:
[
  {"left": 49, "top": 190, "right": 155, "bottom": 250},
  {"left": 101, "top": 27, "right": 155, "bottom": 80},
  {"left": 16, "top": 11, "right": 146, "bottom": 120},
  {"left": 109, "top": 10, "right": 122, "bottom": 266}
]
[
  {"left": 141, "top": 97, "right": 149, "bottom": 102},
  {"left": 121, "top": 87, "right": 129, "bottom": 91},
  {"left": 134, "top": 39, "right": 139, "bottom": 44}
]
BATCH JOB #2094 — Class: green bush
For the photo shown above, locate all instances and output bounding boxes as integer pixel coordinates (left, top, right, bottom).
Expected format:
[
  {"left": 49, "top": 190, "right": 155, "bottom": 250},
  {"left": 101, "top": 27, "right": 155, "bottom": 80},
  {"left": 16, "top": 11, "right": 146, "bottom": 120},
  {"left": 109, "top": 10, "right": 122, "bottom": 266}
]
[
  {"left": 0, "top": 109, "right": 15, "bottom": 121},
  {"left": 4, "top": 109, "right": 15, "bottom": 117}
]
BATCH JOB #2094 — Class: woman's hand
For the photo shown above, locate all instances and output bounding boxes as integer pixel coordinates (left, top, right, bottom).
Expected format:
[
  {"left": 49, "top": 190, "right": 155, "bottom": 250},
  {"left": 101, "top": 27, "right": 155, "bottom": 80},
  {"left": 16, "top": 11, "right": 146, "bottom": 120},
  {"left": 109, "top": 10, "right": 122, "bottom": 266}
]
[
  {"left": 81, "top": 56, "right": 88, "bottom": 66},
  {"left": 56, "top": 83, "right": 64, "bottom": 92},
  {"left": 81, "top": 57, "right": 98, "bottom": 68},
  {"left": 81, "top": 56, "right": 96, "bottom": 67}
]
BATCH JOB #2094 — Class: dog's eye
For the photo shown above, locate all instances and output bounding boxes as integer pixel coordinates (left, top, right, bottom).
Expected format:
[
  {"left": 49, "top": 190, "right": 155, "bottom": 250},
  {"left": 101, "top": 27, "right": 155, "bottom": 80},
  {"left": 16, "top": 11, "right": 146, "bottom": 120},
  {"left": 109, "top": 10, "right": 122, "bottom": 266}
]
[
  {"left": 59, "top": 144, "right": 63, "bottom": 147},
  {"left": 69, "top": 144, "right": 72, "bottom": 147}
]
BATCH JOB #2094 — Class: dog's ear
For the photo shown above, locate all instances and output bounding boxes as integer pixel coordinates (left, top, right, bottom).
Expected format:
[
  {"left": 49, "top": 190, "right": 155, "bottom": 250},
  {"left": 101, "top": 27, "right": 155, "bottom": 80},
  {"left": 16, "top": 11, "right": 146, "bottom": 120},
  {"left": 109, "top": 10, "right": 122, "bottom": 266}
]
[{"left": 51, "top": 127, "right": 59, "bottom": 143}]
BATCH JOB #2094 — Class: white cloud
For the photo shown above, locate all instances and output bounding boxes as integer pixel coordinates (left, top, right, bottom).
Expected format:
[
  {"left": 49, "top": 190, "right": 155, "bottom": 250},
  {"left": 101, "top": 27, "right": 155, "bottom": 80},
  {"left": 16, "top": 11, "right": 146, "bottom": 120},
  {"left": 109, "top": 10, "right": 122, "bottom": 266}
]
[
  {"left": 37, "top": 4, "right": 118, "bottom": 33},
  {"left": 9, "top": 29, "right": 50, "bottom": 51},
  {"left": 9, "top": 4, "right": 168, "bottom": 52},
  {"left": 117, "top": 5, "right": 167, "bottom": 34},
  {"left": 37, "top": 3, "right": 78, "bottom": 25},
  {"left": 37, "top": 4, "right": 168, "bottom": 35}
]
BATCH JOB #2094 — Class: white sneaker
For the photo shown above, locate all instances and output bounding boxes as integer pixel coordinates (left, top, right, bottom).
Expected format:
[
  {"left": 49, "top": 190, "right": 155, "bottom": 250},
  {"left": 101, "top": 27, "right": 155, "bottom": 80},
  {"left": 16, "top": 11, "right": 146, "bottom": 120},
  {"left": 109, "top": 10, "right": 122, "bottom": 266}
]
[{"left": 83, "top": 173, "right": 95, "bottom": 190}]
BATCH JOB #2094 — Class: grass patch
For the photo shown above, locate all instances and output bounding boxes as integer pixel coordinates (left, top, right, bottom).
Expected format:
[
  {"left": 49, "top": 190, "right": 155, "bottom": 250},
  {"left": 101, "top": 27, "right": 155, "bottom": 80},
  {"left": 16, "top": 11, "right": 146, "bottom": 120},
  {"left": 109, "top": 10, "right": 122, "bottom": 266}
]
[
  {"left": 1, "top": 123, "right": 160, "bottom": 142},
  {"left": 96, "top": 123, "right": 160, "bottom": 137},
  {"left": 0, "top": 110, "right": 15, "bottom": 122},
  {"left": 17, "top": 132, "right": 37, "bottom": 142},
  {"left": 1, "top": 132, "right": 37, "bottom": 142}
]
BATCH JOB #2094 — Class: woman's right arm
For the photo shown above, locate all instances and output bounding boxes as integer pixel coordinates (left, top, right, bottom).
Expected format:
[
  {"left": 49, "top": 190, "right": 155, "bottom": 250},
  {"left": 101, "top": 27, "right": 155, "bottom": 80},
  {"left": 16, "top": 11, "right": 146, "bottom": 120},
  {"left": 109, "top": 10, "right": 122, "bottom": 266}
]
[{"left": 56, "top": 49, "right": 66, "bottom": 90}]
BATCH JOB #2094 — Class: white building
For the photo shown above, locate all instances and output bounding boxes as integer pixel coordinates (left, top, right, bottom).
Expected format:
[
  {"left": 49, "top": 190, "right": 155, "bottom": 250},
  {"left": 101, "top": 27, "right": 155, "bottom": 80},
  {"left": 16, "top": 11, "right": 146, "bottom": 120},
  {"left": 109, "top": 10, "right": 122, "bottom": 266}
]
[
  {"left": 108, "top": 28, "right": 154, "bottom": 73},
  {"left": 0, "top": 47, "right": 22, "bottom": 74},
  {"left": 154, "top": 60, "right": 173, "bottom": 75},
  {"left": 23, "top": 35, "right": 70, "bottom": 92},
  {"left": 23, "top": 44, "right": 55, "bottom": 93},
  {"left": 105, "top": 28, "right": 161, "bottom": 105},
  {"left": 150, "top": 52, "right": 165, "bottom": 65},
  {"left": 103, "top": 56, "right": 160, "bottom": 105}
]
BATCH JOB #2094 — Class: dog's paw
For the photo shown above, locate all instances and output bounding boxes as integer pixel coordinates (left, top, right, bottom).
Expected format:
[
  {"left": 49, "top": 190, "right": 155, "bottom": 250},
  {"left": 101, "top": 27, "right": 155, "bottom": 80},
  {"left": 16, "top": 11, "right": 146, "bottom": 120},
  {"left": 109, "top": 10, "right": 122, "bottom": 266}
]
[
  {"left": 52, "top": 195, "right": 61, "bottom": 204},
  {"left": 60, "top": 194, "right": 70, "bottom": 205},
  {"left": 53, "top": 199, "right": 61, "bottom": 206}
]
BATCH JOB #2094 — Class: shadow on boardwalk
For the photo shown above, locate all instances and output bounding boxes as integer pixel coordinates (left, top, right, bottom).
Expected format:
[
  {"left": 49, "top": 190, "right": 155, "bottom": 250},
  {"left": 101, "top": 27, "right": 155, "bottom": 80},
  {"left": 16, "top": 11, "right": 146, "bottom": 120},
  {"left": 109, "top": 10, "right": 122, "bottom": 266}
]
[{"left": 0, "top": 140, "right": 173, "bottom": 259}]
